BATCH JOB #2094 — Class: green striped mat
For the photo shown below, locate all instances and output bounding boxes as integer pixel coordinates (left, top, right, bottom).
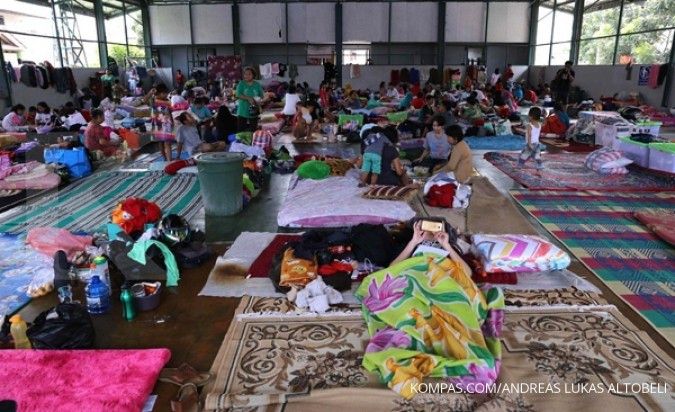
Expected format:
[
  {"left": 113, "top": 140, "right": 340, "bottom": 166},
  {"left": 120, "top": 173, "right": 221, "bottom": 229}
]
[{"left": 0, "top": 171, "right": 202, "bottom": 234}]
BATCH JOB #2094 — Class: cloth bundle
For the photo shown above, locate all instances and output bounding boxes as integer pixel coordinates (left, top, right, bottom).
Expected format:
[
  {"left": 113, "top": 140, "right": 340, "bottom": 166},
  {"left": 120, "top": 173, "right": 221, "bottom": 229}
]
[
  {"left": 356, "top": 255, "right": 504, "bottom": 398},
  {"left": 585, "top": 147, "right": 633, "bottom": 175},
  {"left": 423, "top": 172, "right": 472, "bottom": 209},
  {"left": 471, "top": 234, "right": 571, "bottom": 273},
  {"left": 287, "top": 276, "right": 343, "bottom": 313}
]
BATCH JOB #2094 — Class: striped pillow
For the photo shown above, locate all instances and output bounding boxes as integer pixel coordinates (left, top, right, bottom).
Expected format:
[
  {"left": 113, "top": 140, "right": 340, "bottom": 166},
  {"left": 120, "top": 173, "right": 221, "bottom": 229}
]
[{"left": 362, "top": 185, "right": 417, "bottom": 201}]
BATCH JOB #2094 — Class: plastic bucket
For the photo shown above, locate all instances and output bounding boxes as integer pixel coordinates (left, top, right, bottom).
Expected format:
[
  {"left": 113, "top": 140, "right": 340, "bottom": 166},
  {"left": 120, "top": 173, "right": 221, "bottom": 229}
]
[{"left": 195, "top": 152, "right": 246, "bottom": 216}]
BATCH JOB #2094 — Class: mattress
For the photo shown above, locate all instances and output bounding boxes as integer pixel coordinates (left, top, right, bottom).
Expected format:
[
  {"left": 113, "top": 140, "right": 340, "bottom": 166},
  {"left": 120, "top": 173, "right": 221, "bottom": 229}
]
[{"left": 278, "top": 175, "right": 416, "bottom": 228}]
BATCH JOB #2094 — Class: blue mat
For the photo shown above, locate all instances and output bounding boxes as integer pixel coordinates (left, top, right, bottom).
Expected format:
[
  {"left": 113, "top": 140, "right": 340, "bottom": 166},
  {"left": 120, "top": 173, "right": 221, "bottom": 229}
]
[
  {"left": 465, "top": 134, "right": 526, "bottom": 151},
  {"left": 0, "top": 234, "right": 52, "bottom": 319}
]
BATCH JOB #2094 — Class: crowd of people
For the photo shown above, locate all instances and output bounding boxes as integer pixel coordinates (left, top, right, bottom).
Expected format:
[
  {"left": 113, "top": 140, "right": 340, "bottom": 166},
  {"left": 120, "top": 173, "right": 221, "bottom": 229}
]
[{"left": 1, "top": 61, "right": 575, "bottom": 180}]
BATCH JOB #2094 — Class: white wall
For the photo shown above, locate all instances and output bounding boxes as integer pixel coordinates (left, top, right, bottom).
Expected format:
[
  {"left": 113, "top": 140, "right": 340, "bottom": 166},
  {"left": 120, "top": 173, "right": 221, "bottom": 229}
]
[
  {"left": 343, "top": 2, "right": 389, "bottom": 43},
  {"left": 192, "top": 4, "right": 233, "bottom": 44},
  {"left": 288, "top": 3, "right": 335, "bottom": 44},
  {"left": 487, "top": 3, "right": 530, "bottom": 43},
  {"left": 446, "top": 2, "right": 486, "bottom": 43},
  {"left": 240, "top": 3, "right": 285, "bottom": 44},
  {"left": 149, "top": 5, "right": 191, "bottom": 45},
  {"left": 391, "top": 3, "right": 437, "bottom": 42},
  {"left": 529, "top": 65, "right": 670, "bottom": 107}
]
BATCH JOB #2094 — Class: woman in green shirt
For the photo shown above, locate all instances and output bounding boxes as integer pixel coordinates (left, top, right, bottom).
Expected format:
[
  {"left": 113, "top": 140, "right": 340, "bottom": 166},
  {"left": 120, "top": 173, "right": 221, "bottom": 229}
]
[{"left": 235, "top": 67, "right": 264, "bottom": 131}]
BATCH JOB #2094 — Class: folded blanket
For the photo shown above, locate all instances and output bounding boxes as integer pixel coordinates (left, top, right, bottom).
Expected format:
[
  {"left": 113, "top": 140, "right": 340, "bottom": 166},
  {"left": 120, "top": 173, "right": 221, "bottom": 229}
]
[
  {"left": 634, "top": 212, "right": 675, "bottom": 246},
  {"left": 472, "top": 234, "right": 571, "bottom": 273}
]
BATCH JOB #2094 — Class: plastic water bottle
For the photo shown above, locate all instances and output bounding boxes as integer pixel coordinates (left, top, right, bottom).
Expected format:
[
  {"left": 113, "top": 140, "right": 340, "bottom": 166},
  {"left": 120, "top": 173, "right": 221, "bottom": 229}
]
[
  {"left": 86, "top": 275, "right": 110, "bottom": 315},
  {"left": 9, "top": 315, "right": 32, "bottom": 349},
  {"left": 92, "top": 256, "right": 111, "bottom": 295}
]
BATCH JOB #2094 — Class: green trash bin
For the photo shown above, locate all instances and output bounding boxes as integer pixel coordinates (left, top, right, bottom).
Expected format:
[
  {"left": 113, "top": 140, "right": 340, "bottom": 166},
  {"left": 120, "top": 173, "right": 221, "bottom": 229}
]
[{"left": 195, "top": 152, "right": 246, "bottom": 216}]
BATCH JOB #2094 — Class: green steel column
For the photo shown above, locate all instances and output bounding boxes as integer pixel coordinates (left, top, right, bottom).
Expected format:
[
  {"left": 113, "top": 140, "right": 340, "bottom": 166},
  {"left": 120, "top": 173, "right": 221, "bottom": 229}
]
[
  {"left": 141, "top": 2, "right": 152, "bottom": 66},
  {"left": 661, "top": 32, "right": 675, "bottom": 107},
  {"left": 94, "top": 0, "right": 108, "bottom": 68},
  {"left": 233, "top": 1, "right": 241, "bottom": 57},
  {"left": 570, "top": 0, "right": 584, "bottom": 63},
  {"left": 335, "top": 1, "right": 343, "bottom": 87},
  {"left": 528, "top": 1, "right": 539, "bottom": 65},
  {"left": 437, "top": 0, "right": 446, "bottom": 72}
]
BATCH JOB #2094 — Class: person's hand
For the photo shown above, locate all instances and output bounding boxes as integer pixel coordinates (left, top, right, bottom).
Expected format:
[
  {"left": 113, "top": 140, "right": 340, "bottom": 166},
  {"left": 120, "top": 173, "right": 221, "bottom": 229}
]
[
  {"left": 411, "top": 221, "right": 426, "bottom": 246},
  {"left": 434, "top": 231, "right": 451, "bottom": 250}
]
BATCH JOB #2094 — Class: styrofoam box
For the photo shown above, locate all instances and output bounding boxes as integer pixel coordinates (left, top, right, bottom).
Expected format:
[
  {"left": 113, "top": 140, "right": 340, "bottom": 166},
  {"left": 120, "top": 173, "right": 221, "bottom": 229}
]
[
  {"left": 615, "top": 137, "right": 650, "bottom": 167},
  {"left": 594, "top": 122, "right": 633, "bottom": 147},
  {"left": 648, "top": 144, "right": 675, "bottom": 173}
]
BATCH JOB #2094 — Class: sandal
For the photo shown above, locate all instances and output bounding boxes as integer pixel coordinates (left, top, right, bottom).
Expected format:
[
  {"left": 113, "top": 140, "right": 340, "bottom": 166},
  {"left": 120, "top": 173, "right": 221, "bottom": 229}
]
[
  {"left": 159, "top": 363, "right": 211, "bottom": 387},
  {"left": 171, "top": 383, "right": 199, "bottom": 412}
]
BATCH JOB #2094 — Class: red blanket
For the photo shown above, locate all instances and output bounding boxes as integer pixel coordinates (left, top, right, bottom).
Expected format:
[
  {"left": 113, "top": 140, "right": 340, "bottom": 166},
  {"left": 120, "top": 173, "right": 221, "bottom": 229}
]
[{"left": 248, "top": 234, "right": 301, "bottom": 278}]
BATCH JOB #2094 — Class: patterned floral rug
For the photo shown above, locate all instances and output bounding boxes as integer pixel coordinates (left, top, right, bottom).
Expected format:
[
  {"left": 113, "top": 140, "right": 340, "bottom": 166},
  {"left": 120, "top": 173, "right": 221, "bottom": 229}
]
[
  {"left": 511, "top": 190, "right": 675, "bottom": 345},
  {"left": 203, "top": 297, "right": 674, "bottom": 412},
  {"left": 484, "top": 152, "right": 675, "bottom": 191}
]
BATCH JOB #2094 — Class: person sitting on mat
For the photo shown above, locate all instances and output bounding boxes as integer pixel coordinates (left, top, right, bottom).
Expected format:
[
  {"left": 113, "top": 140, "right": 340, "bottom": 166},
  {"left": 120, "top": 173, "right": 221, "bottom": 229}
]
[
  {"left": 434, "top": 125, "right": 473, "bottom": 183},
  {"left": 175, "top": 112, "right": 226, "bottom": 159},
  {"left": 413, "top": 115, "right": 451, "bottom": 172},
  {"left": 84, "top": 109, "right": 119, "bottom": 157}
]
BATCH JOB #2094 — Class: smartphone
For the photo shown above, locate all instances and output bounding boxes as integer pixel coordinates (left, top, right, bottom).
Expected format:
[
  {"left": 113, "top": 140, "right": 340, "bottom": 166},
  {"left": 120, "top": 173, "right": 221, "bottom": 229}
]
[{"left": 420, "top": 219, "right": 444, "bottom": 233}]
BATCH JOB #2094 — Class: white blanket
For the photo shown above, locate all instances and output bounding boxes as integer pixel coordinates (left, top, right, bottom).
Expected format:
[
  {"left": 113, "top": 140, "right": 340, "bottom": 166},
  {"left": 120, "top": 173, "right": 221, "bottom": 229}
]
[{"left": 277, "top": 175, "right": 416, "bottom": 228}]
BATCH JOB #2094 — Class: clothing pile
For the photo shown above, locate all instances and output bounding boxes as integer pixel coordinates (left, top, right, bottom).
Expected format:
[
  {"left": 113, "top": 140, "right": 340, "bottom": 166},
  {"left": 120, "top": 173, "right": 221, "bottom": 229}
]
[
  {"left": 423, "top": 172, "right": 472, "bottom": 209},
  {"left": 268, "top": 225, "right": 399, "bottom": 312}
]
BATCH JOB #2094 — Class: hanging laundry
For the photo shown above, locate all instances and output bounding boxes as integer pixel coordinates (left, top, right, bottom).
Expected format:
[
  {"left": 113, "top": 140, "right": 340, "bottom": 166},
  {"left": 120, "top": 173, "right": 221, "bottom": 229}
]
[
  {"left": 390, "top": 69, "right": 400, "bottom": 85},
  {"left": 278, "top": 63, "right": 287, "bottom": 77},
  {"left": 271, "top": 63, "right": 280, "bottom": 75},
  {"left": 259, "top": 63, "right": 273, "bottom": 80},
  {"left": 349, "top": 64, "right": 361, "bottom": 79},
  {"left": 19, "top": 64, "right": 38, "bottom": 87},
  {"left": 400, "top": 67, "right": 410, "bottom": 83},
  {"left": 288, "top": 63, "right": 298, "bottom": 80},
  {"left": 409, "top": 67, "right": 420, "bottom": 85}
]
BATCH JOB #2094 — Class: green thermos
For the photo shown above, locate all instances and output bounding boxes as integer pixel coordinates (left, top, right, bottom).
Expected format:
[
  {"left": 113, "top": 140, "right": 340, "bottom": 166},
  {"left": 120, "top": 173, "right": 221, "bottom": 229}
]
[{"left": 120, "top": 286, "right": 136, "bottom": 321}]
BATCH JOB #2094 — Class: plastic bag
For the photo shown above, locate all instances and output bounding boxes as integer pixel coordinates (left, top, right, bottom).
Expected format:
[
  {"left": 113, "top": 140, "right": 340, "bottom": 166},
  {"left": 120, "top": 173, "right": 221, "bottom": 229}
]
[
  {"left": 26, "top": 227, "right": 93, "bottom": 259},
  {"left": 26, "top": 267, "right": 55, "bottom": 298},
  {"left": 26, "top": 303, "right": 95, "bottom": 349}
]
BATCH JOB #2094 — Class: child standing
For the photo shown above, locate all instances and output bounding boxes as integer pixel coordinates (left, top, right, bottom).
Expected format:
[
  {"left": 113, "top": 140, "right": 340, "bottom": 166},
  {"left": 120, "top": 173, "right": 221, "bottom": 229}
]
[{"left": 519, "top": 107, "right": 543, "bottom": 170}]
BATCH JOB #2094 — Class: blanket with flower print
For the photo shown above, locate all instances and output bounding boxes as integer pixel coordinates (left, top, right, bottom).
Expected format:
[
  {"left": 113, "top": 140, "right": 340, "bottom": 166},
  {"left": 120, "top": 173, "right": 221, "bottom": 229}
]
[{"left": 355, "top": 254, "right": 504, "bottom": 398}]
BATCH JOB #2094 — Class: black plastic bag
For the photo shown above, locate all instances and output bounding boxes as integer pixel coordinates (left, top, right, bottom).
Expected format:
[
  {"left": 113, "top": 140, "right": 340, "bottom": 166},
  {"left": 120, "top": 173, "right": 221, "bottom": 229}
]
[{"left": 26, "top": 303, "right": 95, "bottom": 349}]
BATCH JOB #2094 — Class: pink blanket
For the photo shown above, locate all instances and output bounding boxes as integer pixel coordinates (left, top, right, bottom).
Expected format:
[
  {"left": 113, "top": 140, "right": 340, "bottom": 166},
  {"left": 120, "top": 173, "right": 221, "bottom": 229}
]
[{"left": 0, "top": 348, "right": 170, "bottom": 412}]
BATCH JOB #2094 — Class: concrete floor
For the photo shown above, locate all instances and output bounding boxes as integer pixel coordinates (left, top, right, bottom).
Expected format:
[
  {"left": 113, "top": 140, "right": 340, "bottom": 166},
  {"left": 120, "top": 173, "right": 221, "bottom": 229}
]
[{"left": 12, "top": 140, "right": 675, "bottom": 412}]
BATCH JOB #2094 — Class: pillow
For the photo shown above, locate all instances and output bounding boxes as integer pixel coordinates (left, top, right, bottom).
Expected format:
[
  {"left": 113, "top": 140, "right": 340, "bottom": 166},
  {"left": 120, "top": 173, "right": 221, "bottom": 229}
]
[
  {"left": 585, "top": 147, "right": 632, "bottom": 175},
  {"left": 297, "top": 160, "right": 331, "bottom": 180},
  {"left": 471, "top": 234, "right": 571, "bottom": 273},
  {"left": 362, "top": 185, "right": 418, "bottom": 201},
  {"left": 634, "top": 212, "right": 675, "bottom": 247},
  {"left": 386, "top": 111, "right": 409, "bottom": 124}
]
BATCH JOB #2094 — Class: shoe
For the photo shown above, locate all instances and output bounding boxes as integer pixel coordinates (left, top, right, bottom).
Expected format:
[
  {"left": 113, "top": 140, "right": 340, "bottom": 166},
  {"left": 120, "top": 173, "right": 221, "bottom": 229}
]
[
  {"left": 170, "top": 383, "right": 199, "bottom": 412},
  {"left": 159, "top": 363, "right": 212, "bottom": 388},
  {"left": 53, "top": 250, "right": 71, "bottom": 290}
]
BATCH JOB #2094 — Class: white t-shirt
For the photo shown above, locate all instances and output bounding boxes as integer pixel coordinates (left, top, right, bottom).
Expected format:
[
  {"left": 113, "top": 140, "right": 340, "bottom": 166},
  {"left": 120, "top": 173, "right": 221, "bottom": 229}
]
[
  {"left": 282, "top": 93, "right": 301, "bottom": 116},
  {"left": 63, "top": 111, "right": 87, "bottom": 129},
  {"left": 1, "top": 112, "right": 23, "bottom": 132},
  {"left": 176, "top": 125, "right": 202, "bottom": 156},
  {"left": 387, "top": 88, "right": 400, "bottom": 99},
  {"left": 170, "top": 95, "right": 187, "bottom": 106},
  {"left": 35, "top": 112, "right": 53, "bottom": 126},
  {"left": 529, "top": 123, "right": 541, "bottom": 145}
]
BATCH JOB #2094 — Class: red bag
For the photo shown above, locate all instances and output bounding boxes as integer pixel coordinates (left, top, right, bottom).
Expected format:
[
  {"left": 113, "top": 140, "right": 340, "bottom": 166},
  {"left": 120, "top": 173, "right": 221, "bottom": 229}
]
[
  {"left": 425, "top": 183, "right": 456, "bottom": 208},
  {"left": 542, "top": 115, "right": 567, "bottom": 136}
]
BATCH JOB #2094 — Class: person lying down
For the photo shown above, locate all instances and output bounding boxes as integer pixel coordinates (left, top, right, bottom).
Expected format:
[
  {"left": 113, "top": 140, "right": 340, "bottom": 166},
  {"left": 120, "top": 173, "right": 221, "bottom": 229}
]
[{"left": 355, "top": 219, "right": 504, "bottom": 398}]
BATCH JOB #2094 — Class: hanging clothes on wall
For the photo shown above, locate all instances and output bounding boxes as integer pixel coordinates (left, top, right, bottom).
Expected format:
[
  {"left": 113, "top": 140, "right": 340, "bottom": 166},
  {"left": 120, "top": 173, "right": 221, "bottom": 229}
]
[
  {"left": 5, "top": 62, "right": 17, "bottom": 83},
  {"left": 323, "top": 62, "right": 336, "bottom": 82},
  {"left": 259, "top": 63, "right": 273, "bottom": 80},
  {"left": 400, "top": 68, "right": 410, "bottom": 84},
  {"left": 19, "top": 64, "right": 37, "bottom": 87},
  {"left": 278, "top": 63, "right": 287, "bottom": 77},
  {"left": 349, "top": 64, "right": 361, "bottom": 79},
  {"left": 429, "top": 68, "right": 441, "bottom": 85},
  {"left": 289, "top": 64, "right": 299, "bottom": 80},
  {"left": 409, "top": 67, "right": 420, "bottom": 85},
  {"left": 390, "top": 69, "right": 400, "bottom": 86},
  {"left": 36, "top": 65, "right": 50, "bottom": 89},
  {"left": 43, "top": 61, "right": 56, "bottom": 86},
  {"left": 271, "top": 63, "right": 280, "bottom": 76}
]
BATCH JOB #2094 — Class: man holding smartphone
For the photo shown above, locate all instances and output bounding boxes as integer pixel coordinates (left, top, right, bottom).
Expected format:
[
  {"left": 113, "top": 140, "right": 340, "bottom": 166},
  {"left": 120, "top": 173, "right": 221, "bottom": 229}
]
[{"left": 553, "top": 61, "right": 575, "bottom": 105}]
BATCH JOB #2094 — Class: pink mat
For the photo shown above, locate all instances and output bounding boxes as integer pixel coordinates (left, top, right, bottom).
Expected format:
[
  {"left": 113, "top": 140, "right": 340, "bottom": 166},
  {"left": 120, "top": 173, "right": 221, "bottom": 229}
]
[{"left": 0, "top": 348, "right": 170, "bottom": 412}]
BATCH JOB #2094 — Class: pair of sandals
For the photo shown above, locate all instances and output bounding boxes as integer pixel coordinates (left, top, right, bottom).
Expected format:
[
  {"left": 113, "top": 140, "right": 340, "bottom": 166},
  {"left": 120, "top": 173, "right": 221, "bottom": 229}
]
[{"left": 159, "top": 363, "right": 211, "bottom": 412}]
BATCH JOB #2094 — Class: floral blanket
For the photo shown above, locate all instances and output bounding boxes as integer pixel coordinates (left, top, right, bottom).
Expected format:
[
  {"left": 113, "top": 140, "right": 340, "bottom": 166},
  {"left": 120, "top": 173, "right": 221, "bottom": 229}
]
[{"left": 355, "top": 254, "right": 504, "bottom": 398}]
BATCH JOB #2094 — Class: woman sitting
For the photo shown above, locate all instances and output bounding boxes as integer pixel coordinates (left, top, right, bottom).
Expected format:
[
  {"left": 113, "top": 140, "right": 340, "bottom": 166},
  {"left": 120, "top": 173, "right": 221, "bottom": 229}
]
[
  {"left": 175, "top": 112, "right": 226, "bottom": 158},
  {"left": 435, "top": 125, "right": 474, "bottom": 183},
  {"left": 1, "top": 104, "right": 31, "bottom": 132},
  {"left": 84, "top": 109, "right": 119, "bottom": 157},
  {"left": 213, "top": 106, "right": 238, "bottom": 142}
]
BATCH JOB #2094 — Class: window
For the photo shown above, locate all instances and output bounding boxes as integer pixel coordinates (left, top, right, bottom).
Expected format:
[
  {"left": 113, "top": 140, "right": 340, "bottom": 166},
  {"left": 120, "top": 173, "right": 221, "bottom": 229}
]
[
  {"left": 616, "top": 29, "right": 674, "bottom": 64},
  {"left": 580, "top": 0, "right": 620, "bottom": 40},
  {"left": 343, "top": 48, "right": 369, "bottom": 65},
  {"left": 532, "top": 0, "right": 574, "bottom": 65},
  {"left": 578, "top": 37, "right": 615, "bottom": 64}
]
